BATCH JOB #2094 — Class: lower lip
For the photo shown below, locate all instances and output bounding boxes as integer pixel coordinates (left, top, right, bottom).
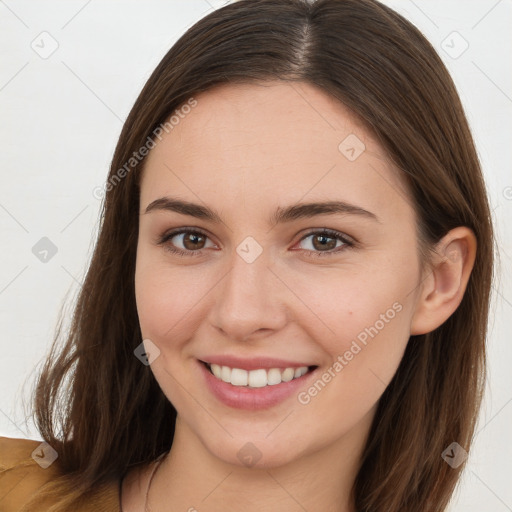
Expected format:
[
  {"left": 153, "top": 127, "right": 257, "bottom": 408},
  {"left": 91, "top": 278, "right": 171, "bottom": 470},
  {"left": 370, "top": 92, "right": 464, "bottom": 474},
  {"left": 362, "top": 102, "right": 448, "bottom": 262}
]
[{"left": 199, "top": 360, "right": 316, "bottom": 410}]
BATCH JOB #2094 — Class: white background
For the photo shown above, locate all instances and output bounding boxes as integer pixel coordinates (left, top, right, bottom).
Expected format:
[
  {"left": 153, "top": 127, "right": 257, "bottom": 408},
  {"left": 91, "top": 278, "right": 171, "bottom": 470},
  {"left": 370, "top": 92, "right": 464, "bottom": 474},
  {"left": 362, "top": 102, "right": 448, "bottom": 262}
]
[{"left": 0, "top": 1, "right": 511, "bottom": 510}]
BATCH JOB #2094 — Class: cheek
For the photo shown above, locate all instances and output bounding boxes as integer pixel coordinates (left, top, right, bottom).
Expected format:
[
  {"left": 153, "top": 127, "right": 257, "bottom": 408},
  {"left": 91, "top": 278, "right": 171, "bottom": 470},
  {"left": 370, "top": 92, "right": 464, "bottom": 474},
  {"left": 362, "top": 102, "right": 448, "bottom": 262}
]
[
  {"left": 294, "top": 283, "right": 413, "bottom": 441},
  {"left": 289, "top": 256, "right": 417, "bottom": 416},
  {"left": 134, "top": 253, "right": 213, "bottom": 345},
  {"left": 290, "top": 258, "right": 415, "bottom": 345},
  {"left": 134, "top": 257, "right": 211, "bottom": 406}
]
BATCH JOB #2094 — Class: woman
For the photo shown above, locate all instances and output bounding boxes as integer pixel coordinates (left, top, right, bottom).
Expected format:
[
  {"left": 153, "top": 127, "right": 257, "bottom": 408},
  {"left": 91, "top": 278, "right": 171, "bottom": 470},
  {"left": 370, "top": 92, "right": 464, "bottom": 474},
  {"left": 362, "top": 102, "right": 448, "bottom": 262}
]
[{"left": 0, "top": 0, "right": 494, "bottom": 511}]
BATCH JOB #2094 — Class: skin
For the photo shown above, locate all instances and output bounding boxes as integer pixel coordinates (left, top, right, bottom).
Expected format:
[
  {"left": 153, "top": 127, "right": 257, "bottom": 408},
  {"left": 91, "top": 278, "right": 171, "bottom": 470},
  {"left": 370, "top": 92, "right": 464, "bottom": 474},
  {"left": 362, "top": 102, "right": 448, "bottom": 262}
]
[{"left": 123, "top": 81, "right": 476, "bottom": 512}]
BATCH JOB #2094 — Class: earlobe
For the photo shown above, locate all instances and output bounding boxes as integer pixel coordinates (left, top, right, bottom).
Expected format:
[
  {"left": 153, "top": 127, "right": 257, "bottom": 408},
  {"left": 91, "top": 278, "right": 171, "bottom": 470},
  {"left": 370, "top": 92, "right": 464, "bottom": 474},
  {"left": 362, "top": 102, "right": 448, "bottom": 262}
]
[{"left": 410, "top": 227, "right": 477, "bottom": 336}]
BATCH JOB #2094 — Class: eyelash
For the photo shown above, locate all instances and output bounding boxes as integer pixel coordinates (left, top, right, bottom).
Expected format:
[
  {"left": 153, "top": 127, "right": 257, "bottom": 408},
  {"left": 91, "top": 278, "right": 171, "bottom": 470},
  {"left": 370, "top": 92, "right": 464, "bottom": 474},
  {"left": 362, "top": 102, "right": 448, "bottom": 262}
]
[{"left": 157, "top": 227, "right": 355, "bottom": 259}]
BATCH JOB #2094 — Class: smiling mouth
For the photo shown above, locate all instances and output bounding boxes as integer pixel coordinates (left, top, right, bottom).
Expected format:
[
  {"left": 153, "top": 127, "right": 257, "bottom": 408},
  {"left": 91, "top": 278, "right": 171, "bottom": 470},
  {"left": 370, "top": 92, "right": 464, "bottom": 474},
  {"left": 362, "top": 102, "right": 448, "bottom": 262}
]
[{"left": 202, "top": 361, "right": 317, "bottom": 388}]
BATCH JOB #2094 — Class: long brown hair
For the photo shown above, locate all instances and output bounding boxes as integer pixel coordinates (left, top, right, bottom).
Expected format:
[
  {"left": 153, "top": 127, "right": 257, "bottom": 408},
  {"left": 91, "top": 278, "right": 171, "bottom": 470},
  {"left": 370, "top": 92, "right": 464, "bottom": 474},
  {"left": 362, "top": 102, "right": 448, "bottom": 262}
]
[{"left": 15, "top": 0, "right": 494, "bottom": 510}]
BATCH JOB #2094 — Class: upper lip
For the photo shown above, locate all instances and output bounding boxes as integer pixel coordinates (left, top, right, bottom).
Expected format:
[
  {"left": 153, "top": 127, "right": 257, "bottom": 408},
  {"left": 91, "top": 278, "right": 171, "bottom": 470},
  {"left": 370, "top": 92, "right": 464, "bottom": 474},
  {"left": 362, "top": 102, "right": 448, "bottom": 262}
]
[{"left": 200, "top": 355, "right": 316, "bottom": 371}]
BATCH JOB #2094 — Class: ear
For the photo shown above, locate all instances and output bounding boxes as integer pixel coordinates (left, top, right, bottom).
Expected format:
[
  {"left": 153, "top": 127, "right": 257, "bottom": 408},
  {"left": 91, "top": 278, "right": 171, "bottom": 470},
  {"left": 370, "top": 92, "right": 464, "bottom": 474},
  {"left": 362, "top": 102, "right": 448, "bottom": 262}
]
[{"left": 410, "top": 226, "right": 477, "bottom": 336}]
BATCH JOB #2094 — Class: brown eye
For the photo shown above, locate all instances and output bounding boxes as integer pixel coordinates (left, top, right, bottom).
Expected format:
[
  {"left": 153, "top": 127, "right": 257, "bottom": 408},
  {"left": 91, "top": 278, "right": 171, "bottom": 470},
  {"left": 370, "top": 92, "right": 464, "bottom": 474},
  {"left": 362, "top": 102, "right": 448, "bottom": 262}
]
[
  {"left": 311, "top": 234, "right": 338, "bottom": 251},
  {"left": 158, "top": 228, "right": 215, "bottom": 257},
  {"left": 296, "top": 229, "right": 354, "bottom": 258},
  {"left": 180, "top": 232, "right": 207, "bottom": 250}
]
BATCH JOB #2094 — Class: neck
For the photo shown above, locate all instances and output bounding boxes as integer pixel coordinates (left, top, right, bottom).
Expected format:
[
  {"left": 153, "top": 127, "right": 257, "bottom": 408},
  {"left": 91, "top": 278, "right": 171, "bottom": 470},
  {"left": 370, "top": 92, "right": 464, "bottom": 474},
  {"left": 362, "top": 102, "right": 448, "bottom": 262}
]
[{"left": 146, "top": 412, "right": 374, "bottom": 512}]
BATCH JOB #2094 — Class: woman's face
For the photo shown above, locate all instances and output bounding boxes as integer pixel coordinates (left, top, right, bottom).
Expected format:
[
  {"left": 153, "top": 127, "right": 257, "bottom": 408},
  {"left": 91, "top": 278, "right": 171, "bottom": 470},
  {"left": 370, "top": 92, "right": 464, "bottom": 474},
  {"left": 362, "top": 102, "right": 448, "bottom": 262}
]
[{"left": 135, "top": 81, "right": 425, "bottom": 468}]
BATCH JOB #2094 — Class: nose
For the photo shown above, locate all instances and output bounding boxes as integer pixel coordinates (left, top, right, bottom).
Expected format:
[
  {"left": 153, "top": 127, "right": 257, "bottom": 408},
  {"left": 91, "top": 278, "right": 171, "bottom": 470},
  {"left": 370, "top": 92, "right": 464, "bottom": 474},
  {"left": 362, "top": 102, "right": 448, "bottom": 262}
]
[{"left": 208, "top": 243, "right": 288, "bottom": 343}]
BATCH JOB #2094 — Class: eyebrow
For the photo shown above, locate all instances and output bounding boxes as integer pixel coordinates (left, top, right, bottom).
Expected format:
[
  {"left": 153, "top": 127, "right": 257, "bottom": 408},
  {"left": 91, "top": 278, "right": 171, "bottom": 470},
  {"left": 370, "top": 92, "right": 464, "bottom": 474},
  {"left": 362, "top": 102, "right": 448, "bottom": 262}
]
[{"left": 144, "top": 197, "right": 380, "bottom": 224}]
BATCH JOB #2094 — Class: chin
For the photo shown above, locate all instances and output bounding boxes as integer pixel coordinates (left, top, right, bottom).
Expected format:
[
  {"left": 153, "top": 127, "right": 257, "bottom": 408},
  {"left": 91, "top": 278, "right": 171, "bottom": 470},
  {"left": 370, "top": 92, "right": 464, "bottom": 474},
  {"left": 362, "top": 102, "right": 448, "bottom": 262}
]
[{"left": 194, "top": 426, "right": 313, "bottom": 470}]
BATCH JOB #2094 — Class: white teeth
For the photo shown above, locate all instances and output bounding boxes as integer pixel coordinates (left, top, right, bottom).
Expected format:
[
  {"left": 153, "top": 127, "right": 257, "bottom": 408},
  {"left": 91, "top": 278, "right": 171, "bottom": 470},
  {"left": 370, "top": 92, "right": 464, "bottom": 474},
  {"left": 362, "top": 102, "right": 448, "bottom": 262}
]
[
  {"left": 248, "top": 369, "right": 267, "bottom": 388},
  {"left": 281, "top": 368, "right": 295, "bottom": 382},
  {"left": 207, "top": 363, "right": 310, "bottom": 388},
  {"left": 211, "top": 363, "right": 222, "bottom": 378},
  {"left": 267, "top": 368, "right": 282, "bottom": 385},
  {"left": 294, "top": 367, "right": 308, "bottom": 378},
  {"left": 231, "top": 368, "right": 248, "bottom": 386},
  {"left": 221, "top": 365, "right": 231, "bottom": 383}
]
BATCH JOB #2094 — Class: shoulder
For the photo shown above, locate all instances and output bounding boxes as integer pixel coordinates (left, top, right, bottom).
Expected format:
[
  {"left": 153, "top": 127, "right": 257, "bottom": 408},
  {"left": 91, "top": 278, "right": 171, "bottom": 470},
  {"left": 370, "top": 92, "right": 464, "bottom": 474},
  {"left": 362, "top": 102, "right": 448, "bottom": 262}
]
[
  {"left": 0, "top": 436, "right": 121, "bottom": 512},
  {"left": 0, "top": 435, "right": 63, "bottom": 511},
  {"left": 0, "top": 435, "right": 60, "bottom": 470}
]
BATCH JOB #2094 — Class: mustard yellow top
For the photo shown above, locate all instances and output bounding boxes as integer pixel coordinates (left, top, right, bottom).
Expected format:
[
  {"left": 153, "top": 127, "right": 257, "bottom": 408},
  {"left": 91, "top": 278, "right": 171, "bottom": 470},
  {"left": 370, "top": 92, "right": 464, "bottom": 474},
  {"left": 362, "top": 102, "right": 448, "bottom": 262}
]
[{"left": 0, "top": 436, "right": 121, "bottom": 511}]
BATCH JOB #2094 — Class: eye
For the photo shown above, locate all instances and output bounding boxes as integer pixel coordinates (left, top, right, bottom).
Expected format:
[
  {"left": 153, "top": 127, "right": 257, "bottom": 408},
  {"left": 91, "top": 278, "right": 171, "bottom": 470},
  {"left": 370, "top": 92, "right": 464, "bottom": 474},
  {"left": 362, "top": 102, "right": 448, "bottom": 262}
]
[
  {"left": 157, "top": 227, "right": 355, "bottom": 258},
  {"left": 294, "top": 229, "right": 354, "bottom": 257},
  {"left": 157, "top": 228, "right": 215, "bottom": 257}
]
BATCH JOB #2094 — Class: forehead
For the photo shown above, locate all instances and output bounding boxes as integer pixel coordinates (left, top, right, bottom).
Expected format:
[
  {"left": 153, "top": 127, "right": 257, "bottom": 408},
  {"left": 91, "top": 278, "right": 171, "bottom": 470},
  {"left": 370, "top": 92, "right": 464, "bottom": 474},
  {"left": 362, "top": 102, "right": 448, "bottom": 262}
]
[{"left": 139, "top": 81, "right": 412, "bottom": 223}]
